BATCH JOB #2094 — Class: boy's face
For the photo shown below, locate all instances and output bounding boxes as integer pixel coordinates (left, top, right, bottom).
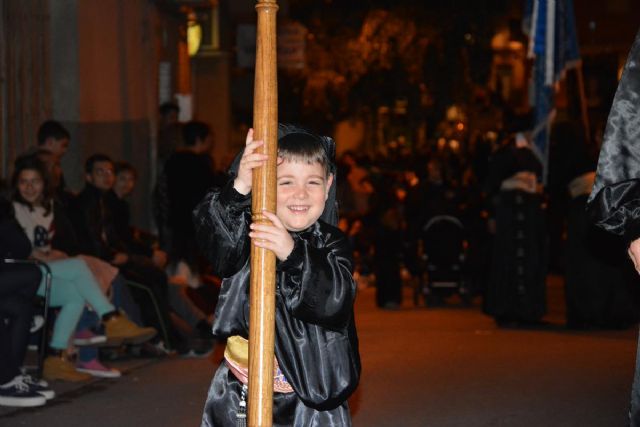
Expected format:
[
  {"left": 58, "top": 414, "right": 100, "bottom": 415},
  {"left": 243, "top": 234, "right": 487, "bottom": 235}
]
[
  {"left": 276, "top": 159, "right": 333, "bottom": 232},
  {"left": 114, "top": 170, "right": 136, "bottom": 197},
  {"left": 44, "top": 137, "right": 70, "bottom": 159},
  {"left": 87, "top": 160, "right": 115, "bottom": 191}
]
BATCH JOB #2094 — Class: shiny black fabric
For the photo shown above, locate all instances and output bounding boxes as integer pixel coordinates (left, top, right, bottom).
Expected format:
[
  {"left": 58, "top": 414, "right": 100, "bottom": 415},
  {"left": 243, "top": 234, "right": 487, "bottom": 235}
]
[
  {"left": 194, "top": 181, "right": 360, "bottom": 427},
  {"left": 587, "top": 30, "right": 640, "bottom": 242},
  {"left": 588, "top": 29, "right": 640, "bottom": 427}
]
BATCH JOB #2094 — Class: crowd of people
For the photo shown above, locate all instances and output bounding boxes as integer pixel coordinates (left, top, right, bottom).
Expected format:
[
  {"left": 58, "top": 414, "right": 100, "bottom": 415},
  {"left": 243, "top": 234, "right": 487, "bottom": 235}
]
[
  {"left": 0, "top": 115, "right": 221, "bottom": 408},
  {"left": 334, "top": 104, "right": 640, "bottom": 330}
]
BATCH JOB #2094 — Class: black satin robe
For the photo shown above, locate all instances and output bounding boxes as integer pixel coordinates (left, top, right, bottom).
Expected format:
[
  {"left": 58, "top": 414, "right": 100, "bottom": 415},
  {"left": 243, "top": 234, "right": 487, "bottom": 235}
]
[
  {"left": 588, "top": 30, "right": 640, "bottom": 242},
  {"left": 483, "top": 144, "right": 547, "bottom": 323},
  {"left": 587, "top": 29, "right": 640, "bottom": 426},
  {"left": 194, "top": 182, "right": 360, "bottom": 427}
]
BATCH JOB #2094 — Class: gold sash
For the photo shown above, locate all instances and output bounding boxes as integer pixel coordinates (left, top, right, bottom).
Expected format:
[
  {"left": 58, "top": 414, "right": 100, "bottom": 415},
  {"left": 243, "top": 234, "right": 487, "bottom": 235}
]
[{"left": 224, "top": 335, "right": 294, "bottom": 394}]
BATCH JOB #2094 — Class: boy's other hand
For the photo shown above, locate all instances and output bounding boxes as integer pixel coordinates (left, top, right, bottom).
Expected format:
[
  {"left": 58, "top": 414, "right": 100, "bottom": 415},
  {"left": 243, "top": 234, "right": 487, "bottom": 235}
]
[
  {"left": 233, "top": 128, "right": 268, "bottom": 195},
  {"left": 629, "top": 238, "right": 640, "bottom": 274},
  {"left": 249, "top": 210, "right": 295, "bottom": 261}
]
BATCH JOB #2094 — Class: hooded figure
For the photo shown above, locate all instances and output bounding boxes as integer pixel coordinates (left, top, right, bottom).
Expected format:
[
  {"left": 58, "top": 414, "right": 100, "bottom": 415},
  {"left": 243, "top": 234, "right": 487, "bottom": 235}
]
[
  {"left": 587, "top": 29, "right": 640, "bottom": 425},
  {"left": 195, "top": 124, "right": 360, "bottom": 426}
]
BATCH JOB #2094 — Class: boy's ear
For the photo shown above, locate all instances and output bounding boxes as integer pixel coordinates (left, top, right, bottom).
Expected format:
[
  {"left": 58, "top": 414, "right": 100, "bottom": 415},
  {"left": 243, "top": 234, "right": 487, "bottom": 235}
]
[{"left": 325, "top": 174, "right": 334, "bottom": 200}]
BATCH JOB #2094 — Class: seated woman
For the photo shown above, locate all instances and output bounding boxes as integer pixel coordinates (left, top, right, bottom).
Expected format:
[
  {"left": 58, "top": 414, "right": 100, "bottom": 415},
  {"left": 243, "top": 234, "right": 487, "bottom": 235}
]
[
  {"left": 0, "top": 195, "right": 52, "bottom": 407},
  {"left": 10, "top": 154, "right": 156, "bottom": 382}
]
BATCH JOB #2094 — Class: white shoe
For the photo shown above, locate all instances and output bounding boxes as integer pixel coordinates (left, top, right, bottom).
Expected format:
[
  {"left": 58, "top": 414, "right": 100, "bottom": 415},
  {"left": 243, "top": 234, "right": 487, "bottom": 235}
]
[{"left": 30, "top": 315, "right": 44, "bottom": 333}]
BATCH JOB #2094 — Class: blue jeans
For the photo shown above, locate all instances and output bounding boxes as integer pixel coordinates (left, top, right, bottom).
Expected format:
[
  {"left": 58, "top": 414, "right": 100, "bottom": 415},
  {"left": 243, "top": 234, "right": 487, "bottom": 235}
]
[
  {"left": 39, "top": 258, "right": 115, "bottom": 350},
  {"left": 75, "top": 308, "right": 99, "bottom": 363}
]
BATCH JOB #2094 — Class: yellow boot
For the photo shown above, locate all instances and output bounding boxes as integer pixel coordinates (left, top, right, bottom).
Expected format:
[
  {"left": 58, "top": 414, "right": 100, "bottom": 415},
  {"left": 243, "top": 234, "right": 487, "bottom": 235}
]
[
  {"left": 43, "top": 353, "right": 92, "bottom": 382},
  {"left": 104, "top": 313, "right": 157, "bottom": 345}
]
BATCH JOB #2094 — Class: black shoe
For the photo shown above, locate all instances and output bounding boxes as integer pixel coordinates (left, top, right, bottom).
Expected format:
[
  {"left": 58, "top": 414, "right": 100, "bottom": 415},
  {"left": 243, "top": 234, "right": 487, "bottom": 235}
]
[
  {"left": 195, "top": 320, "right": 214, "bottom": 340},
  {"left": 132, "top": 341, "right": 176, "bottom": 358},
  {"left": 0, "top": 376, "right": 47, "bottom": 407},
  {"left": 179, "top": 338, "right": 215, "bottom": 359},
  {"left": 20, "top": 374, "right": 55, "bottom": 400}
]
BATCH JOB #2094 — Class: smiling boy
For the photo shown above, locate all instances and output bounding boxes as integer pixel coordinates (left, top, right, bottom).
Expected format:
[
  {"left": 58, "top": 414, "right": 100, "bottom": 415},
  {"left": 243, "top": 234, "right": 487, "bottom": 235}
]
[{"left": 196, "top": 125, "right": 360, "bottom": 427}]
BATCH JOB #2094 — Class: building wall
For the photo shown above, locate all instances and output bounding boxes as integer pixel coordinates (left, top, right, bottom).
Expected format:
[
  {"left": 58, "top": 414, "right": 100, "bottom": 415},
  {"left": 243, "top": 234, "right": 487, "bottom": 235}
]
[
  {"left": 50, "top": 0, "right": 159, "bottom": 228},
  {"left": 192, "top": 53, "right": 232, "bottom": 171},
  {"left": 0, "top": 0, "right": 51, "bottom": 178}
]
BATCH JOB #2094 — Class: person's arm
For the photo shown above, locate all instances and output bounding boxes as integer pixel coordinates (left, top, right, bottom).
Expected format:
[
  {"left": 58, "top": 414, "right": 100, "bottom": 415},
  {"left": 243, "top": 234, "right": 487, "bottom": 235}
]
[
  {"left": 277, "top": 224, "right": 356, "bottom": 331},
  {"left": 194, "top": 128, "right": 266, "bottom": 278},
  {"left": 587, "top": 30, "right": 640, "bottom": 271},
  {"left": 193, "top": 179, "right": 252, "bottom": 278}
]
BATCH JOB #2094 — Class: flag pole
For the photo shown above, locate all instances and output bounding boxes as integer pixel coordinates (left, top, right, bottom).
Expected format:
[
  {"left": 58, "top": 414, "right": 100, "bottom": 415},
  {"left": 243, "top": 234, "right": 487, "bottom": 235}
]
[
  {"left": 249, "top": 1, "right": 278, "bottom": 426},
  {"left": 575, "top": 62, "right": 591, "bottom": 144}
]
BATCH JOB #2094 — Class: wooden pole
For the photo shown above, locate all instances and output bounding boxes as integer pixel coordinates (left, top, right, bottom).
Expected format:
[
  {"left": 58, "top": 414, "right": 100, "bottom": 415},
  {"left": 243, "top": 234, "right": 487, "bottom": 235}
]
[
  {"left": 249, "top": 1, "right": 278, "bottom": 426},
  {"left": 575, "top": 62, "right": 591, "bottom": 144}
]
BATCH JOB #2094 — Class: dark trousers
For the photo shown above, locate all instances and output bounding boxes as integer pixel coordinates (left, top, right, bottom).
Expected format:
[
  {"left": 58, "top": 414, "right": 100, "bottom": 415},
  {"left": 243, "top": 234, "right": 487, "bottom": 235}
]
[
  {"left": 0, "top": 265, "right": 41, "bottom": 383},
  {"left": 121, "top": 255, "right": 177, "bottom": 348}
]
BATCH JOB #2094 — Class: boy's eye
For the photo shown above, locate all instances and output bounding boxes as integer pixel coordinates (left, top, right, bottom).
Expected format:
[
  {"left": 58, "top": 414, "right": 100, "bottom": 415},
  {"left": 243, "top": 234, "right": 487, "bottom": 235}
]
[
  {"left": 278, "top": 180, "right": 292, "bottom": 186},
  {"left": 308, "top": 180, "right": 322, "bottom": 186}
]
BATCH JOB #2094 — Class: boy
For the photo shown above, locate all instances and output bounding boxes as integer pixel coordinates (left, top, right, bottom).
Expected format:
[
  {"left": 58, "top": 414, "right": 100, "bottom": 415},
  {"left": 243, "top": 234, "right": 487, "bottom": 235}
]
[{"left": 196, "top": 125, "right": 360, "bottom": 426}]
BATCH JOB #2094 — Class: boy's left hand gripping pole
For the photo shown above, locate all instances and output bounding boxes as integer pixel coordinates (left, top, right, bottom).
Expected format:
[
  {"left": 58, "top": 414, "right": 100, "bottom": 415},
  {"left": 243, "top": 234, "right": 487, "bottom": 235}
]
[{"left": 249, "top": 1, "right": 278, "bottom": 426}]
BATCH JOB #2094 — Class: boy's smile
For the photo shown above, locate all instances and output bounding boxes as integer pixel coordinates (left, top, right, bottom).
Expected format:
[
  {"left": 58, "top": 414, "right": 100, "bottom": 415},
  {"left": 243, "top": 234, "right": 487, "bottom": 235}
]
[{"left": 276, "top": 159, "right": 333, "bottom": 232}]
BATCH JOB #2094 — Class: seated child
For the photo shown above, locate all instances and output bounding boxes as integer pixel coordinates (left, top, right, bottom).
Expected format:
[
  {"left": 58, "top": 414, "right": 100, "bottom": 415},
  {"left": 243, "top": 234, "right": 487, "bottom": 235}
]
[{"left": 195, "top": 125, "right": 360, "bottom": 426}]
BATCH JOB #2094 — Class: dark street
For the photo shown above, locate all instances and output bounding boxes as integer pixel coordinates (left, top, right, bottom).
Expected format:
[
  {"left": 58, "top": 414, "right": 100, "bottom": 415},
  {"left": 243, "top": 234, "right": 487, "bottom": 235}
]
[{"left": 0, "top": 277, "right": 635, "bottom": 427}]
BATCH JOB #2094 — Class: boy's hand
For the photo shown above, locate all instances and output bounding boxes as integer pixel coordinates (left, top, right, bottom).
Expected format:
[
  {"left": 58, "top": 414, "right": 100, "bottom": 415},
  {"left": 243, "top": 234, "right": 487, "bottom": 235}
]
[
  {"left": 629, "top": 238, "right": 640, "bottom": 274},
  {"left": 233, "top": 128, "right": 268, "bottom": 195},
  {"left": 249, "top": 210, "right": 295, "bottom": 261}
]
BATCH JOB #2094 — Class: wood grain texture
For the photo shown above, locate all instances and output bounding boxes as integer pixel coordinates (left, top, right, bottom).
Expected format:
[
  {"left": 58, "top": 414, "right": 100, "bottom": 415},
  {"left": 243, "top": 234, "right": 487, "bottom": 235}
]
[{"left": 249, "top": 1, "right": 279, "bottom": 426}]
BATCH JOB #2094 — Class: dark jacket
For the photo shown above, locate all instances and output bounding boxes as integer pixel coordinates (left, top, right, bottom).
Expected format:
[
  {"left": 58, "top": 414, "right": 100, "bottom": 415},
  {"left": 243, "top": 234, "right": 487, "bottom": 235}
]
[
  {"left": 51, "top": 201, "right": 82, "bottom": 256},
  {"left": 69, "top": 183, "right": 125, "bottom": 261},
  {"left": 165, "top": 150, "right": 215, "bottom": 233},
  {"left": 105, "top": 190, "right": 153, "bottom": 257},
  {"left": 194, "top": 181, "right": 360, "bottom": 426}
]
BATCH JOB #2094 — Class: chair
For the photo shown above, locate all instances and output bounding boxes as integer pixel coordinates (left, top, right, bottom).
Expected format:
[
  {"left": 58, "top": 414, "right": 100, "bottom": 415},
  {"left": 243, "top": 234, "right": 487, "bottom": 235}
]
[
  {"left": 3, "top": 258, "right": 52, "bottom": 379},
  {"left": 124, "top": 280, "right": 171, "bottom": 346}
]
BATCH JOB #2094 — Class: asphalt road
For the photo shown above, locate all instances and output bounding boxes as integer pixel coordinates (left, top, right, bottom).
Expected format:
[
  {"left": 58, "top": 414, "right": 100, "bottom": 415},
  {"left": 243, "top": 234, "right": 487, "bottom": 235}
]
[{"left": 1, "top": 278, "right": 636, "bottom": 427}]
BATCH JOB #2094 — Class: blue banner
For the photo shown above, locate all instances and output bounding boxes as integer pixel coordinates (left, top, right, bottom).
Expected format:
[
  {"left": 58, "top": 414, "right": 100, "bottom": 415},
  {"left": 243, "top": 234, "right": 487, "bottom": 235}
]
[{"left": 525, "top": 0, "right": 580, "bottom": 183}]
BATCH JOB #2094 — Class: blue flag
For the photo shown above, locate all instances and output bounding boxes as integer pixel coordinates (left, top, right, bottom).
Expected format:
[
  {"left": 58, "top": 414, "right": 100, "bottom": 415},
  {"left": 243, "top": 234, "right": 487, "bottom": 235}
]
[{"left": 524, "top": 0, "right": 580, "bottom": 183}]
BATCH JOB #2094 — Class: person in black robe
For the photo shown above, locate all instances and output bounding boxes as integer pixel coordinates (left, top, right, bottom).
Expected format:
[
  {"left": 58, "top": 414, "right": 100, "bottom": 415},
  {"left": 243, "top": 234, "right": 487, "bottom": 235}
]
[
  {"left": 195, "top": 125, "right": 360, "bottom": 426},
  {"left": 587, "top": 29, "right": 640, "bottom": 426},
  {"left": 483, "top": 135, "right": 547, "bottom": 326},
  {"left": 163, "top": 121, "right": 223, "bottom": 269},
  {"left": 550, "top": 121, "right": 639, "bottom": 329}
]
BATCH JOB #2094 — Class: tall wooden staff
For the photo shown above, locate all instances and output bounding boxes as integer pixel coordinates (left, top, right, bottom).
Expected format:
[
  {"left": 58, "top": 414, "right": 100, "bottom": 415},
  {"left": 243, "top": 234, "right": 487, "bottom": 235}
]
[{"left": 249, "top": 0, "right": 278, "bottom": 426}]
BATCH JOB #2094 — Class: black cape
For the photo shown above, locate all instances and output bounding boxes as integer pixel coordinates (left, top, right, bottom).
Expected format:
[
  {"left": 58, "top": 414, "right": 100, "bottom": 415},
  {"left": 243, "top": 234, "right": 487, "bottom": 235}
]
[
  {"left": 194, "top": 181, "right": 360, "bottom": 427},
  {"left": 483, "top": 143, "right": 547, "bottom": 322},
  {"left": 587, "top": 29, "right": 640, "bottom": 426},
  {"left": 588, "top": 29, "right": 640, "bottom": 242}
]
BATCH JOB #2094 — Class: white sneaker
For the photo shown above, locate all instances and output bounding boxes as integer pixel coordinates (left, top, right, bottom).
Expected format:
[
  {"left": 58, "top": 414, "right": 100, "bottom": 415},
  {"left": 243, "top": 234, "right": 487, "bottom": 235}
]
[{"left": 30, "top": 315, "right": 44, "bottom": 333}]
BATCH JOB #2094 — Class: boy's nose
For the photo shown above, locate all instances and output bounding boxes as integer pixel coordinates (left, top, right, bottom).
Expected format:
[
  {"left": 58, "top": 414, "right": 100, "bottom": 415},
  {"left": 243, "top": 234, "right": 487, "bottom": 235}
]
[{"left": 293, "top": 186, "right": 307, "bottom": 199}]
